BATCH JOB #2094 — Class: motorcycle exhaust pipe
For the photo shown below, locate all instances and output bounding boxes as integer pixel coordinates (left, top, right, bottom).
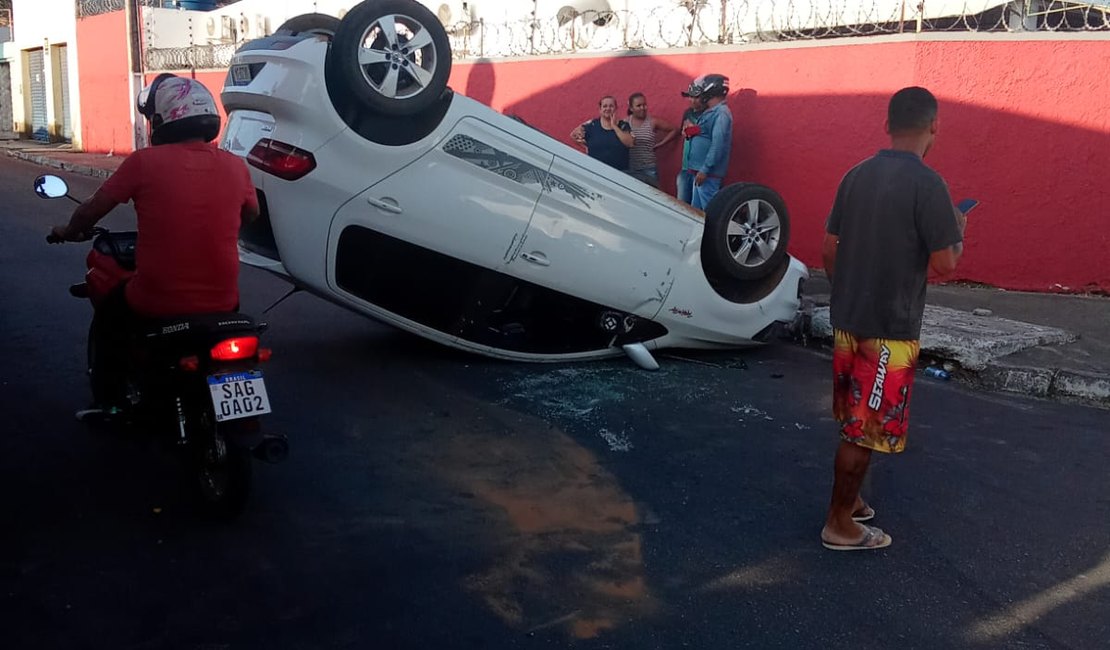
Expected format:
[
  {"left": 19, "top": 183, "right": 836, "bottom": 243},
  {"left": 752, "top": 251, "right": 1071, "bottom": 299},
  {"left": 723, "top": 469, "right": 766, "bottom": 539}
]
[{"left": 253, "top": 434, "right": 289, "bottom": 464}]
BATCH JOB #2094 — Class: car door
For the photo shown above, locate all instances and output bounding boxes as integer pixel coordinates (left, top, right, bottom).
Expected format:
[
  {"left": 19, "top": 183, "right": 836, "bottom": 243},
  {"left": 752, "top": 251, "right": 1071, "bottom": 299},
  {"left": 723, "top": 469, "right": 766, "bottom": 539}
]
[
  {"left": 328, "top": 116, "right": 554, "bottom": 335},
  {"left": 506, "top": 154, "right": 689, "bottom": 319}
]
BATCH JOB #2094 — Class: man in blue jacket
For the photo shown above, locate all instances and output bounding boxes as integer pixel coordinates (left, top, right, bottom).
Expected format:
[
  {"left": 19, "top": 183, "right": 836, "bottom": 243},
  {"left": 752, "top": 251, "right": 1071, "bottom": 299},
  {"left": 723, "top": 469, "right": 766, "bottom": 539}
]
[{"left": 681, "top": 74, "right": 732, "bottom": 210}]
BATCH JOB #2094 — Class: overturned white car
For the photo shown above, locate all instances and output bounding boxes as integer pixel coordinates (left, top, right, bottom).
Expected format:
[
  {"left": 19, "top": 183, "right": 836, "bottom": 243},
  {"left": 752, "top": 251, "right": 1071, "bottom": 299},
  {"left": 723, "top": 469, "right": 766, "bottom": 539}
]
[{"left": 220, "top": 0, "right": 807, "bottom": 368}]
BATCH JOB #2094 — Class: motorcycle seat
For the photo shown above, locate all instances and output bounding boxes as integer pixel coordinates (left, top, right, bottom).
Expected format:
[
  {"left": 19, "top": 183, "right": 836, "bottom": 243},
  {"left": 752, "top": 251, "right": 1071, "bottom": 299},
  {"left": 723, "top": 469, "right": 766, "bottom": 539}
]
[{"left": 139, "top": 312, "right": 262, "bottom": 341}]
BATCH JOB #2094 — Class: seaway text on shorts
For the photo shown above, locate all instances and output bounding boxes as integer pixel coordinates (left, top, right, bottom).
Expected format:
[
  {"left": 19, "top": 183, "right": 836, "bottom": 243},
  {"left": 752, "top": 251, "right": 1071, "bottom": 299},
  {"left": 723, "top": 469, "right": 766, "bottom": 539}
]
[{"left": 833, "top": 329, "right": 920, "bottom": 453}]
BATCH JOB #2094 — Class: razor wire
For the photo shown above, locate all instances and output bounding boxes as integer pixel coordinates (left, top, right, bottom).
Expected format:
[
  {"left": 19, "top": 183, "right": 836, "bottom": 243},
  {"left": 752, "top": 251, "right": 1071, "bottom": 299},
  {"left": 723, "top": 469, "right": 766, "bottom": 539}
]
[
  {"left": 75, "top": 0, "right": 126, "bottom": 17},
  {"left": 145, "top": 43, "right": 236, "bottom": 70},
  {"left": 137, "top": 0, "right": 1108, "bottom": 70},
  {"left": 447, "top": 0, "right": 1110, "bottom": 59},
  {"left": 77, "top": 0, "right": 185, "bottom": 18}
]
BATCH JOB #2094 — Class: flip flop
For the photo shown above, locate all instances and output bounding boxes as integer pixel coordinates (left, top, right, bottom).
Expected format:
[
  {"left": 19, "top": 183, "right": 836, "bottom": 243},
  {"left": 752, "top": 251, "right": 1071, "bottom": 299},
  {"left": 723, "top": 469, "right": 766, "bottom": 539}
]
[
  {"left": 851, "top": 504, "right": 875, "bottom": 523},
  {"left": 821, "top": 525, "right": 892, "bottom": 551}
]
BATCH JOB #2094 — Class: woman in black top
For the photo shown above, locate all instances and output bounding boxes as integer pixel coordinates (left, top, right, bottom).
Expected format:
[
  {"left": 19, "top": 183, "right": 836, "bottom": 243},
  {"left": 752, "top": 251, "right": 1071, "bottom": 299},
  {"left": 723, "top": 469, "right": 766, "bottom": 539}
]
[{"left": 569, "top": 95, "right": 635, "bottom": 171}]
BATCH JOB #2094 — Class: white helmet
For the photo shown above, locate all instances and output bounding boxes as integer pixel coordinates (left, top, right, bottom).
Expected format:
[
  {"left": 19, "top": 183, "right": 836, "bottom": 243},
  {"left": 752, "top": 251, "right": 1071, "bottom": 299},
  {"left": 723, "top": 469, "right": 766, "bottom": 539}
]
[{"left": 136, "top": 74, "right": 221, "bottom": 145}]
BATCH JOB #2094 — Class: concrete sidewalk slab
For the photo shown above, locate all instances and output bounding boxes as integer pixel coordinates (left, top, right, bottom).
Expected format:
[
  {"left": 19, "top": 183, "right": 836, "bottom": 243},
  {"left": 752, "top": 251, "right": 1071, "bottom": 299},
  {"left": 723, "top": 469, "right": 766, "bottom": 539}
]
[
  {"left": 4, "top": 148, "right": 121, "bottom": 179},
  {"left": 810, "top": 304, "right": 1076, "bottom": 371},
  {"left": 2, "top": 139, "right": 123, "bottom": 179},
  {"left": 802, "top": 274, "right": 1110, "bottom": 409}
]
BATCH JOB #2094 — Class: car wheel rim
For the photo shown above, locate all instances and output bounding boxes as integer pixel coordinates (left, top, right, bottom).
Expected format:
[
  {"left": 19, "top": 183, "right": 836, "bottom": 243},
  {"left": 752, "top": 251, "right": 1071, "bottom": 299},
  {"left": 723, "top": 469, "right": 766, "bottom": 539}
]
[
  {"left": 725, "top": 198, "right": 781, "bottom": 268},
  {"left": 356, "top": 13, "right": 439, "bottom": 101}
]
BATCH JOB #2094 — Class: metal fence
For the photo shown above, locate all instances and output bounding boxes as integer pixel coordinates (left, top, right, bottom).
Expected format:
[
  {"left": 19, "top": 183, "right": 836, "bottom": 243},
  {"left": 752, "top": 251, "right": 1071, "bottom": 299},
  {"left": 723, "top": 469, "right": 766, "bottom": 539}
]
[{"left": 446, "top": 0, "right": 1110, "bottom": 58}]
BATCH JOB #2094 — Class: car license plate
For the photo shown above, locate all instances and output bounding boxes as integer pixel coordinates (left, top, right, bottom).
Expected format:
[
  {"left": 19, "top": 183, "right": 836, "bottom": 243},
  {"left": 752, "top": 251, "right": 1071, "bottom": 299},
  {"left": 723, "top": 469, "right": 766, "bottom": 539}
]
[
  {"left": 231, "top": 63, "right": 253, "bottom": 85},
  {"left": 208, "top": 370, "right": 272, "bottom": 422}
]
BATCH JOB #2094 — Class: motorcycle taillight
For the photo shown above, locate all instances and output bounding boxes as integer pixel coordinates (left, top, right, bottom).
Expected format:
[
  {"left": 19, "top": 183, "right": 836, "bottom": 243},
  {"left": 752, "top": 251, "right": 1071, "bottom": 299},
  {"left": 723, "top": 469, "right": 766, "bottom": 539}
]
[{"left": 210, "top": 336, "right": 259, "bottom": 361}]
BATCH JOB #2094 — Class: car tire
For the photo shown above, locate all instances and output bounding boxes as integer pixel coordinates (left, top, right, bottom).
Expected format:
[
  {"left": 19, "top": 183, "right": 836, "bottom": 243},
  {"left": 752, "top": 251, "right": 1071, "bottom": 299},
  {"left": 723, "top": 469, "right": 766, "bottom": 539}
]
[
  {"left": 329, "top": 0, "right": 452, "bottom": 117},
  {"left": 702, "top": 182, "right": 791, "bottom": 281},
  {"left": 275, "top": 13, "right": 341, "bottom": 37}
]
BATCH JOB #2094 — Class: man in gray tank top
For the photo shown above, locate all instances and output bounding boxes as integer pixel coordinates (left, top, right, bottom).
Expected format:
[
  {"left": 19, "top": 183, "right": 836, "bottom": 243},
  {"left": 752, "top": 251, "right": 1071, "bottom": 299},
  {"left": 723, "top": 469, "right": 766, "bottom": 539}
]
[{"left": 819, "top": 87, "right": 967, "bottom": 551}]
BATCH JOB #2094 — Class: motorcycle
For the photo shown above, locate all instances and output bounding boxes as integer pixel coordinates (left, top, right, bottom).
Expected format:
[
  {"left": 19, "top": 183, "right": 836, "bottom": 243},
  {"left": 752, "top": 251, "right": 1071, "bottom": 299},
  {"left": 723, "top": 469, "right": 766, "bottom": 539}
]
[{"left": 37, "top": 174, "right": 287, "bottom": 518}]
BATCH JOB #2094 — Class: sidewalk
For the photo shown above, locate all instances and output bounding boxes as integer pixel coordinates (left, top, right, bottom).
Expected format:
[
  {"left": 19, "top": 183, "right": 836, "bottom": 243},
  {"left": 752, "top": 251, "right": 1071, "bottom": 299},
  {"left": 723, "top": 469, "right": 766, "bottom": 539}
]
[
  {"left": 802, "top": 273, "right": 1110, "bottom": 409},
  {"left": 1, "top": 139, "right": 123, "bottom": 179},
  {"left": 7, "top": 139, "right": 1109, "bottom": 408}
]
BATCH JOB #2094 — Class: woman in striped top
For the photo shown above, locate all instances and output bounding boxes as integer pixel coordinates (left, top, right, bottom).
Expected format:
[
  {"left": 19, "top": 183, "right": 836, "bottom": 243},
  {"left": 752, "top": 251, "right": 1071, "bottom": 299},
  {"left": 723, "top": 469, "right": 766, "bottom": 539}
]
[{"left": 626, "top": 92, "right": 678, "bottom": 188}]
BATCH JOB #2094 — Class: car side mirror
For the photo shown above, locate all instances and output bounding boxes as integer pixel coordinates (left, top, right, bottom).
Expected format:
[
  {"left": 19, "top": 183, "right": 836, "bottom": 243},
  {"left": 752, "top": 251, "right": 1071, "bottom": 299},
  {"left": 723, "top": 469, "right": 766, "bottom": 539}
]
[{"left": 34, "top": 175, "right": 71, "bottom": 199}]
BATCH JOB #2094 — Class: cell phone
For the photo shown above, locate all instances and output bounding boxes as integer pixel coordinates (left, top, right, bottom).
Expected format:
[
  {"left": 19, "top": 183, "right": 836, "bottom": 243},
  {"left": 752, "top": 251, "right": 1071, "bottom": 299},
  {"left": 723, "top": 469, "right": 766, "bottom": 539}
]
[{"left": 956, "top": 198, "right": 979, "bottom": 216}]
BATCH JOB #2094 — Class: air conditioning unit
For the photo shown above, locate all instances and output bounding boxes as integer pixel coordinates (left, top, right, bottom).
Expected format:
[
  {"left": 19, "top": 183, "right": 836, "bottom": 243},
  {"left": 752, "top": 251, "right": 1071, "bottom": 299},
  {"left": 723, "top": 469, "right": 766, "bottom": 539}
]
[{"left": 221, "top": 15, "right": 236, "bottom": 42}]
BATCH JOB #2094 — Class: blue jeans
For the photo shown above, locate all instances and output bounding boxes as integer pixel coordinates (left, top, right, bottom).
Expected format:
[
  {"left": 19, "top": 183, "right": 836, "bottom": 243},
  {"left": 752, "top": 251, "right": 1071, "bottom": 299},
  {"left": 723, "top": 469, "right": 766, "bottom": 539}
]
[
  {"left": 676, "top": 170, "right": 696, "bottom": 204},
  {"left": 691, "top": 176, "right": 722, "bottom": 211},
  {"left": 628, "top": 166, "right": 659, "bottom": 188}
]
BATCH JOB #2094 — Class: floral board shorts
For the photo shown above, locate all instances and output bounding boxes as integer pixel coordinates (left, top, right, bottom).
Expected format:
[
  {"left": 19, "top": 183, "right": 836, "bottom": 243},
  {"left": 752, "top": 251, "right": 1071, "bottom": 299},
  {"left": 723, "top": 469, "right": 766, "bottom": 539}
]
[{"left": 832, "top": 329, "right": 921, "bottom": 454}]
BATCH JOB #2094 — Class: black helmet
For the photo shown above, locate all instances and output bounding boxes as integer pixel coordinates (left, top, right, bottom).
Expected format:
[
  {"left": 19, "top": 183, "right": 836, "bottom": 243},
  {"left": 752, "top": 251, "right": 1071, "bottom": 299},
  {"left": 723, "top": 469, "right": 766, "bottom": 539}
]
[{"left": 681, "top": 74, "right": 730, "bottom": 100}]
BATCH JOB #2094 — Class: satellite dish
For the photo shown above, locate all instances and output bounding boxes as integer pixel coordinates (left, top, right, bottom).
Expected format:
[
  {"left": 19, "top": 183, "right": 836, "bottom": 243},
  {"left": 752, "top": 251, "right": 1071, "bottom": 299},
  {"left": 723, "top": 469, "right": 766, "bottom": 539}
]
[
  {"left": 553, "top": 1, "right": 612, "bottom": 27},
  {"left": 555, "top": 6, "right": 576, "bottom": 26}
]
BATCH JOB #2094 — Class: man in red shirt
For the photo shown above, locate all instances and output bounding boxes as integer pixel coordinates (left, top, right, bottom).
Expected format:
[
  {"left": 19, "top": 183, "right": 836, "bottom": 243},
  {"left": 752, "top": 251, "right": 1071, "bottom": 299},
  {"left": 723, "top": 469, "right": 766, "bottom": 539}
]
[{"left": 51, "top": 74, "right": 258, "bottom": 415}]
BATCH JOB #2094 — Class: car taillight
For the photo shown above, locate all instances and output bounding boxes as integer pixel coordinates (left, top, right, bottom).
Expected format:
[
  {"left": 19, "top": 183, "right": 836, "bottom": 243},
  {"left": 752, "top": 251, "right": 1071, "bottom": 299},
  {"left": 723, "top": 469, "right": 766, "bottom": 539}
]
[
  {"left": 247, "top": 139, "right": 316, "bottom": 181},
  {"left": 211, "top": 336, "right": 259, "bottom": 361}
]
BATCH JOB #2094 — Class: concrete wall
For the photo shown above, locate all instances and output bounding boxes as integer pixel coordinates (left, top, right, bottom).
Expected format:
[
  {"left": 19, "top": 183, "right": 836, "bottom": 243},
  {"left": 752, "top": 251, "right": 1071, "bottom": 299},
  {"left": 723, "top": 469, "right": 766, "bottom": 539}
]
[
  {"left": 67, "top": 20, "right": 1110, "bottom": 292},
  {"left": 447, "top": 33, "right": 1110, "bottom": 293},
  {"left": 76, "top": 10, "right": 134, "bottom": 155},
  {"left": 8, "top": 0, "right": 81, "bottom": 145}
]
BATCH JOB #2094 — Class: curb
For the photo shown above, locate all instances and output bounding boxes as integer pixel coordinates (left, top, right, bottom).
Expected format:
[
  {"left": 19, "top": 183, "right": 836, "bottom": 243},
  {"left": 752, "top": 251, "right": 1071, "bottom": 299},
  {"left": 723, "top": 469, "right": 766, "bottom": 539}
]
[
  {"left": 6, "top": 149, "right": 114, "bottom": 179},
  {"left": 973, "top": 364, "right": 1110, "bottom": 408},
  {"left": 795, "top": 333, "right": 1110, "bottom": 410},
  {"left": 791, "top": 308, "right": 1110, "bottom": 410}
]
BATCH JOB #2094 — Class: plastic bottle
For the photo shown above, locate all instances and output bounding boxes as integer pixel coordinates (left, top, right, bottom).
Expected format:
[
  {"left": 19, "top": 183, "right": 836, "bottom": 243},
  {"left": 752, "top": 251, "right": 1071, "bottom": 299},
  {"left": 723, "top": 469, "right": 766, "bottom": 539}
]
[{"left": 923, "top": 366, "right": 950, "bottom": 381}]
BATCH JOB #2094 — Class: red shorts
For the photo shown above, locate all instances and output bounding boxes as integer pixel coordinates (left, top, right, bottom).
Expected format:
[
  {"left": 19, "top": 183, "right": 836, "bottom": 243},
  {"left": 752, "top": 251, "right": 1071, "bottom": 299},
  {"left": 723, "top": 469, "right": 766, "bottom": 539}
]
[{"left": 832, "top": 330, "right": 920, "bottom": 454}]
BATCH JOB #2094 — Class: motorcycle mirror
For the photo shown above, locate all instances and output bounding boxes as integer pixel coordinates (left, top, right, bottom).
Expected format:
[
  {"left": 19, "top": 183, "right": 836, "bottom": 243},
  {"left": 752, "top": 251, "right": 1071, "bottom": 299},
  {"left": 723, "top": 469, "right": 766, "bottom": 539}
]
[{"left": 34, "top": 175, "right": 70, "bottom": 200}]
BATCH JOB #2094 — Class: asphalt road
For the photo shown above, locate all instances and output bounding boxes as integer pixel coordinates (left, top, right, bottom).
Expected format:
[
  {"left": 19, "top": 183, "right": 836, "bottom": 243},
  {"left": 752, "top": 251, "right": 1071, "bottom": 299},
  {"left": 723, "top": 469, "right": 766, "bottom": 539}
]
[{"left": 2, "top": 155, "right": 1108, "bottom": 649}]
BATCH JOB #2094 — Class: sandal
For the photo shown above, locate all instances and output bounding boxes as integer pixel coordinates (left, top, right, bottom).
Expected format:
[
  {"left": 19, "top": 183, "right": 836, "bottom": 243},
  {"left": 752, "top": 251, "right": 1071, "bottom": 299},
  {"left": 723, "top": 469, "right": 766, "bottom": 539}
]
[
  {"left": 821, "top": 525, "right": 892, "bottom": 551},
  {"left": 851, "top": 504, "right": 875, "bottom": 523}
]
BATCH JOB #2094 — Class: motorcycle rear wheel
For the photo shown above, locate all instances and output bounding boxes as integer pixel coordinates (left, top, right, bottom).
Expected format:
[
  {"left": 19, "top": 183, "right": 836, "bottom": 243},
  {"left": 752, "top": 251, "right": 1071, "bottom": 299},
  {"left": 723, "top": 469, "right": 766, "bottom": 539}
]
[{"left": 192, "top": 409, "right": 253, "bottom": 519}]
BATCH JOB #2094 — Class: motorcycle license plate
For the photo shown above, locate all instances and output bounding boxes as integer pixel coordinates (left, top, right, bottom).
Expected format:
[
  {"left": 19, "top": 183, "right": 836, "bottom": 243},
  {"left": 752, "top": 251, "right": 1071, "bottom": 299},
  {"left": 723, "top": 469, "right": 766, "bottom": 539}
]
[{"left": 207, "top": 370, "right": 272, "bottom": 422}]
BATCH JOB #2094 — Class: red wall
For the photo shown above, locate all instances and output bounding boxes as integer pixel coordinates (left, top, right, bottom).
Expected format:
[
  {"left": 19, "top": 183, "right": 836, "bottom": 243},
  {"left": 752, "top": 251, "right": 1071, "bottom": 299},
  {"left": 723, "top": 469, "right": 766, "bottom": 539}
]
[
  {"left": 76, "top": 11, "right": 134, "bottom": 155},
  {"left": 74, "top": 34, "right": 1109, "bottom": 292},
  {"left": 448, "top": 39, "right": 1110, "bottom": 293}
]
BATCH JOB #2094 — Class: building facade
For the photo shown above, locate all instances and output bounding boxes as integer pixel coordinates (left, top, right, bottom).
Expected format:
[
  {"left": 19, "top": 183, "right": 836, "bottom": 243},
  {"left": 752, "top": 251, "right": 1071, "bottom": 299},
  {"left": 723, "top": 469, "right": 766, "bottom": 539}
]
[{"left": 3, "top": 0, "right": 81, "bottom": 143}]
